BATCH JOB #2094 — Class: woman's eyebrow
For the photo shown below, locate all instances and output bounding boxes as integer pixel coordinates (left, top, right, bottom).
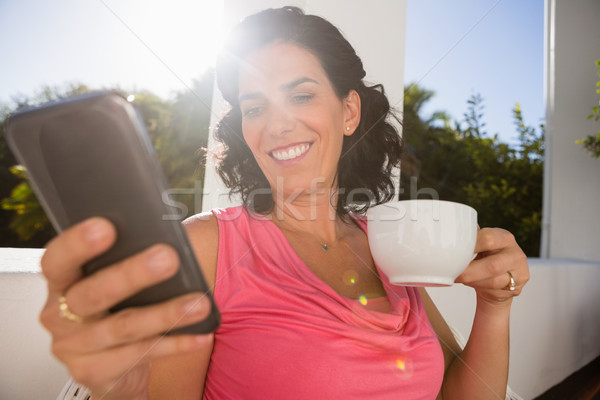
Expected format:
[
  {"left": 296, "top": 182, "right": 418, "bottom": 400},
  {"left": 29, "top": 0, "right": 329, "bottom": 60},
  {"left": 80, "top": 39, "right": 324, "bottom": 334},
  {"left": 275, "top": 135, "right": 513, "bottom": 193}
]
[
  {"left": 281, "top": 77, "right": 319, "bottom": 91},
  {"left": 238, "top": 92, "right": 261, "bottom": 104}
]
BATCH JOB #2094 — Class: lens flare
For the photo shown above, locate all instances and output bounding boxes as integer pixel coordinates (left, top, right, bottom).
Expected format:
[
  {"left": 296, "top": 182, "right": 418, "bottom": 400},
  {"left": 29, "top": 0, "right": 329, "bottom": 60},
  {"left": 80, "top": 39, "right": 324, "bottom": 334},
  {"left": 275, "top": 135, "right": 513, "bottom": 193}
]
[
  {"left": 396, "top": 358, "right": 406, "bottom": 371},
  {"left": 392, "top": 356, "right": 414, "bottom": 379},
  {"left": 343, "top": 269, "right": 359, "bottom": 286},
  {"left": 358, "top": 295, "right": 368, "bottom": 306}
]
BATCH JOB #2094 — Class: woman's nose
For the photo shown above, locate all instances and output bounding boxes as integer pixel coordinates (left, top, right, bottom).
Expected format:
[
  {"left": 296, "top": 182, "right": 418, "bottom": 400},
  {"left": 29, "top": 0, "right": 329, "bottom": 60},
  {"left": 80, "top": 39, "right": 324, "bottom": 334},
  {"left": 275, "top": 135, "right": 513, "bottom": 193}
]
[{"left": 265, "top": 104, "right": 296, "bottom": 136}]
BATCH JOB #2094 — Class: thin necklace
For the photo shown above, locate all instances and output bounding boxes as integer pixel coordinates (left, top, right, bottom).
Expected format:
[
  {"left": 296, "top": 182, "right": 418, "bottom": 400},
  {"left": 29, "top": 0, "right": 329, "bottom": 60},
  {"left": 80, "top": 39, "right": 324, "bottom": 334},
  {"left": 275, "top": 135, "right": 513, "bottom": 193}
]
[{"left": 278, "top": 219, "right": 344, "bottom": 252}]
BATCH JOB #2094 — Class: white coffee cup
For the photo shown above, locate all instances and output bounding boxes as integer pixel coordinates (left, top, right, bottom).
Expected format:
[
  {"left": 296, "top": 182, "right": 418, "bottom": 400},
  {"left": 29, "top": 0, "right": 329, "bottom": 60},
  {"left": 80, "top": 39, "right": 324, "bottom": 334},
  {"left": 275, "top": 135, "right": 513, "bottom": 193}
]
[{"left": 367, "top": 200, "right": 478, "bottom": 286}]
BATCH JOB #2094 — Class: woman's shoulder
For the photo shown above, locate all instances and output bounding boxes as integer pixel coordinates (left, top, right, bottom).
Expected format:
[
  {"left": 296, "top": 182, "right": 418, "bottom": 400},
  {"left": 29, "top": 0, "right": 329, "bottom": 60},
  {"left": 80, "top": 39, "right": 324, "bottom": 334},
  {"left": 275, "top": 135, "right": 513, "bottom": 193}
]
[
  {"left": 183, "top": 206, "right": 246, "bottom": 230},
  {"left": 181, "top": 206, "right": 259, "bottom": 288},
  {"left": 182, "top": 210, "right": 222, "bottom": 288},
  {"left": 183, "top": 210, "right": 221, "bottom": 236},
  {"left": 349, "top": 212, "right": 368, "bottom": 231}
]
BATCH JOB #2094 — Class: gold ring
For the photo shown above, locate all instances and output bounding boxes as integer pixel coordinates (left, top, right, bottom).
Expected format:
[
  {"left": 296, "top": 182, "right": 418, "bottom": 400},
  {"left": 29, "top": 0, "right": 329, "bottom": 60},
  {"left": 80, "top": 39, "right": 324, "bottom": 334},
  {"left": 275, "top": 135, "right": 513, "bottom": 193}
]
[
  {"left": 58, "top": 294, "right": 86, "bottom": 323},
  {"left": 504, "top": 271, "right": 516, "bottom": 291}
]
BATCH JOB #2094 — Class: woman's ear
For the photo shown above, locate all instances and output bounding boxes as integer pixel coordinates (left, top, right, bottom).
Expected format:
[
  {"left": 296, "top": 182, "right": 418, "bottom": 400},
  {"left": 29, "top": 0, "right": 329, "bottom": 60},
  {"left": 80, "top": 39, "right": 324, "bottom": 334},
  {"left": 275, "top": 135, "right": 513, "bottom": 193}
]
[{"left": 343, "top": 90, "right": 361, "bottom": 136}]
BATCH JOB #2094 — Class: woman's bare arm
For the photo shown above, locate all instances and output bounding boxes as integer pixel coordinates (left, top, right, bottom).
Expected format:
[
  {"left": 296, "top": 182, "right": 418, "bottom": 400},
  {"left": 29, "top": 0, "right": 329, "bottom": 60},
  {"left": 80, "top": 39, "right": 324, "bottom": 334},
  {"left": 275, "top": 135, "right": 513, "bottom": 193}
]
[
  {"left": 148, "top": 213, "right": 219, "bottom": 399},
  {"left": 424, "top": 228, "right": 529, "bottom": 400}
]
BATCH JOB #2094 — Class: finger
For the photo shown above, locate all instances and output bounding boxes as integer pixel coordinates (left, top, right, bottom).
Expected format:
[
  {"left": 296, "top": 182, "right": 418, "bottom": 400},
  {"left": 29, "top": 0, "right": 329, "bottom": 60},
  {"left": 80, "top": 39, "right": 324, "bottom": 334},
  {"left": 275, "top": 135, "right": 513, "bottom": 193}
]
[
  {"left": 42, "top": 218, "right": 116, "bottom": 293},
  {"left": 63, "top": 244, "right": 179, "bottom": 318},
  {"left": 474, "top": 228, "right": 515, "bottom": 254},
  {"left": 456, "top": 246, "right": 524, "bottom": 284},
  {"left": 461, "top": 272, "right": 517, "bottom": 291},
  {"left": 458, "top": 272, "right": 525, "bottom": 305},
  {"left": 67, "top": 333, "right": 214, "bottom": 390},
  {"left": 54, "top": 293, "right": 212, "bottom": 354}
]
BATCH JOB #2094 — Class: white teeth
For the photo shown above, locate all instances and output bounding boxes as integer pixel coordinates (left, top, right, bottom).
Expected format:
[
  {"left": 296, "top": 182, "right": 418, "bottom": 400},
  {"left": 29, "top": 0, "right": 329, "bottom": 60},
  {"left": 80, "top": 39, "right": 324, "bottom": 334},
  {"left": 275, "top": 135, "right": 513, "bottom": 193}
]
[{"left": 272, "top": 144, "right": 310, "bottom": 161}]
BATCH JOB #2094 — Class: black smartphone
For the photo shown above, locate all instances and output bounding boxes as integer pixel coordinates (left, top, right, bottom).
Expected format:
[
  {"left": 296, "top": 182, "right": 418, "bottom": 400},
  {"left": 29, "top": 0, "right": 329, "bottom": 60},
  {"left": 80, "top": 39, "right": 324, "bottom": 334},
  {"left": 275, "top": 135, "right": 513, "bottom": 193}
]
[{"left": 5, "top": 91, "right": 220, "bottom": 335}]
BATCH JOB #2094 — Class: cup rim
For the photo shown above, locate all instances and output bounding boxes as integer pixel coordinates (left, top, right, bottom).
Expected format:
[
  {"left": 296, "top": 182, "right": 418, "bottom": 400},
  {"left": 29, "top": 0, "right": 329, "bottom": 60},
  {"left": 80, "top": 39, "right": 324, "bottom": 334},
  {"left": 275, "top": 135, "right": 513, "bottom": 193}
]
[{"left": 367, "top": 199, "right": 477, "bottom": 215}]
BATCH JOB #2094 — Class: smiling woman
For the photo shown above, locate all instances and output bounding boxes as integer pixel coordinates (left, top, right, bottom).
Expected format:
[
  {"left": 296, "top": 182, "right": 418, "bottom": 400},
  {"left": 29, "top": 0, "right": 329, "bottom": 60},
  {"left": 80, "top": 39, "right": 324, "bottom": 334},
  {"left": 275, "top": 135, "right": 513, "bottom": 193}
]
[
  {"left": 35, "top": 6, "right": 529, "bottom": 400},
  {"left": 0, "top": 0, "right": 224, "bottom": 102},
  {"left": 238, "top": 43, "right": 361, "bottom": 199},
  {"left": 214, "top": 9, "right": 403, "bottom": 219}
]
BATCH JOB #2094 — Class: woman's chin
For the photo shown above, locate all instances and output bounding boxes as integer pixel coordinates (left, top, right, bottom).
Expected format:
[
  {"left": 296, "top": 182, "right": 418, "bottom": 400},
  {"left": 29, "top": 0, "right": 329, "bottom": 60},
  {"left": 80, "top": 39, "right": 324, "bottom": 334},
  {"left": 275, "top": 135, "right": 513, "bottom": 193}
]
[{"left": 271, "top": 177, "right": 333, "bottom": 199}]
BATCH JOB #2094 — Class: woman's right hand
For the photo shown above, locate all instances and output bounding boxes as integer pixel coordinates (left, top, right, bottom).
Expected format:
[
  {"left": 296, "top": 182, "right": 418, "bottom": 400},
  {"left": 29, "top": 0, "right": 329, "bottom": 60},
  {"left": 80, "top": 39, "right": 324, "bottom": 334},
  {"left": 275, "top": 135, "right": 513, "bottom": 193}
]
[{"left": 39, "top": 217, "right": 214, "bottom": 400}]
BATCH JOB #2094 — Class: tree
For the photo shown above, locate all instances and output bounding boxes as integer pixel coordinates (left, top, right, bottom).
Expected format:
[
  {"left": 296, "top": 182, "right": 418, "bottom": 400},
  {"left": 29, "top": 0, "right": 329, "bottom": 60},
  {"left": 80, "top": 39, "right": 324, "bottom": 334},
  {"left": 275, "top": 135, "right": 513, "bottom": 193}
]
[
  {"left": 462, "top": 93, "right": 486, "bottom": 138},
  {"left": 0, "top": 83, "right": 91, "bottom": 247},
  {"left": 1, "top": 75, "right": 213, "bottom": 247},
  {"left": 576, "top": 59, "right": 600, "bottom": 158},
  {"left": 400, "top": 84, "right": 544, "bottom": 256}
]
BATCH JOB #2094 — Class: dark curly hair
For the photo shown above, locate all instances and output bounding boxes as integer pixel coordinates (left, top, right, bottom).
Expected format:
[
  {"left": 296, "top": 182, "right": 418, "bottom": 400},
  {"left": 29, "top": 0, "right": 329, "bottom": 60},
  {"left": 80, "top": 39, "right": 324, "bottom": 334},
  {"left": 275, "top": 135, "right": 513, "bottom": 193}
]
[{"left": 214, "top": 6, "right": 403, "bottom": 218}]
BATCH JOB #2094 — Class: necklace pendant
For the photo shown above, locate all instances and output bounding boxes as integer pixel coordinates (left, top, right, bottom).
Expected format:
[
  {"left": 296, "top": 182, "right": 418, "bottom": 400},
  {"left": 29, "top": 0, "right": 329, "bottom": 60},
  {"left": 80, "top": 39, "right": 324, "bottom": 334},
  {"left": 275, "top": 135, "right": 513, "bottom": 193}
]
[{"left": 322, "top": 244, "right": 329, "bottom": 251}]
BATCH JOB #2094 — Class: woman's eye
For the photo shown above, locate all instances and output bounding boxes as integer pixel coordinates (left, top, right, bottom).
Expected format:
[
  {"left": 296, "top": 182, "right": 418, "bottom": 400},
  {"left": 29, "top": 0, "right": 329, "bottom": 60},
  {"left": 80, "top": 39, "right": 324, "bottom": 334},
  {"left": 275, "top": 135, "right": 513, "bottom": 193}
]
[
  {"left": 243, "top": 106, "right": 263, "bottom": 117},
  {"left": 291, "top": 94, "right": 314, "bottom": 104}
]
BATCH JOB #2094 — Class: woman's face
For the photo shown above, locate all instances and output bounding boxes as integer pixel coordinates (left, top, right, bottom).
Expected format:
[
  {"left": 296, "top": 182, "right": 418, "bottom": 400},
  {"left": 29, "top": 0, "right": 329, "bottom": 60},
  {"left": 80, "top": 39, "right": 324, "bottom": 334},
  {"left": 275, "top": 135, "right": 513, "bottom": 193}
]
[{"left": 238, "top": 42, "right": 360, "bottom": 200}]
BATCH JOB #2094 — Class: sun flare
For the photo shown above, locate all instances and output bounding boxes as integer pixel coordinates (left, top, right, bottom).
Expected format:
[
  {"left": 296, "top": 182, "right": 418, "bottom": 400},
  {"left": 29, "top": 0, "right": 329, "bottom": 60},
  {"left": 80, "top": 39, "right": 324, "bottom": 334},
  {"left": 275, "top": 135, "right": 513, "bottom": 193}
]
[{"left": 103, "top": 0, "right": 224, "bottom": 95}]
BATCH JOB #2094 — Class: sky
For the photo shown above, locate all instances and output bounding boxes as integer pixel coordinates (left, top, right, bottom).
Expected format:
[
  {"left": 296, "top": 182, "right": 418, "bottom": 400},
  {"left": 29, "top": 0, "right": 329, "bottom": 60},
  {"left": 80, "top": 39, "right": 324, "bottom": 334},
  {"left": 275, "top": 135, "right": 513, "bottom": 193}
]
[
  {"left": 0, "top": 0, "right": 544, "bottom": 145},
  {"left": 404, "top": 0, "right": 545, "bottom": 144},
  {"left": 0, "top": 0, "right": 225, "bottom": 103}
]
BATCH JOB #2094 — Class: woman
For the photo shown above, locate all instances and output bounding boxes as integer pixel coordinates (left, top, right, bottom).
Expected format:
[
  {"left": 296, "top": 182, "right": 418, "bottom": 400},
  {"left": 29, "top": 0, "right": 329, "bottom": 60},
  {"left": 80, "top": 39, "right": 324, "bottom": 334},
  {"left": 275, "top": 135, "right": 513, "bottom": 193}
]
[{"left": 40, "top": 7, "right": 529, "bottom": 399}]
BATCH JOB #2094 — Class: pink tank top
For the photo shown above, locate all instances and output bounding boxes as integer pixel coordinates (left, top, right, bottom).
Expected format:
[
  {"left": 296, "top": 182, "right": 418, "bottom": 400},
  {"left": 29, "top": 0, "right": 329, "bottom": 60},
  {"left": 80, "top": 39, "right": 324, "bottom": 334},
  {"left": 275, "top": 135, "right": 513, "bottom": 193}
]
[{"left": 203, "top": 207, "right": 444, "bottom": 399}]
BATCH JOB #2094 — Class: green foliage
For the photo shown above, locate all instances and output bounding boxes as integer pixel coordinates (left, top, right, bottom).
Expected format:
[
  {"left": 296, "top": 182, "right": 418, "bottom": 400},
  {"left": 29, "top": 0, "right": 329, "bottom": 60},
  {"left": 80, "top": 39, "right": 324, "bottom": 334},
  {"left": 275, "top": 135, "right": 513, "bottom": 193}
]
[
  {"left": 0, "top": 83, "right": 90, "bottom": 247},
  {"left": 576, "top": 59, "right": 600, "bottom": 158},
  {"left": 576, "top": 132, "right": 600, "bottom": 158},
  {"left": 1, "top": 166, "right": 52, "bottom": 242},
  {"left": 462, "top": 93, "right": 486, "bottom": 138},
  {"left": 1, "top": 75, "right": 213, "bottom": 247},
  {"left": 400, "top": 85, "right": 544, "bottom": 256},
  {"left": 0, "top": 78, "right": 545, "bottom": 255},
  {"left": 134, "top": 71, "right": 214, "bottom": 219}
]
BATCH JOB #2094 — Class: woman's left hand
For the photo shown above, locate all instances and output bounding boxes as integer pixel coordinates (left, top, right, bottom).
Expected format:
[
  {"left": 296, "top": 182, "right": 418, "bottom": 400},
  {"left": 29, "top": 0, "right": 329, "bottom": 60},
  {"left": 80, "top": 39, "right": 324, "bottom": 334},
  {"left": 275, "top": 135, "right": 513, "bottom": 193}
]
[{"left": 455, "top": 227, "right": 529, "bottom": 307}]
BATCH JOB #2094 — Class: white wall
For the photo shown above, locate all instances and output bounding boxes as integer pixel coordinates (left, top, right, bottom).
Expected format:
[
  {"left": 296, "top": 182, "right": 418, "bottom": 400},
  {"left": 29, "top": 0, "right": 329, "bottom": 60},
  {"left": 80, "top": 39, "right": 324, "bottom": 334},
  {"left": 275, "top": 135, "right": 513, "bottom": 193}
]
[
  {"left": 202, "top": 0, "right": 407, "bottom": 211},
  {"left": 428, "top": 258, "right": 600, "bottom": 399},
  {"left": 543, "top": 0, "right": 600, "bottom": 262},
  {"left": 0, "top": 249, "right": 69, "bottom": 400}
]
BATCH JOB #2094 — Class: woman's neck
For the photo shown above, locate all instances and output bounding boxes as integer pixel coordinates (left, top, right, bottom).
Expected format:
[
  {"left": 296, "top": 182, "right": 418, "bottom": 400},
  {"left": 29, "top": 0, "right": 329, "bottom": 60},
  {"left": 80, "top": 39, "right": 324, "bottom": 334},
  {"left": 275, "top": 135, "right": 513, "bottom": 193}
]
[{"left": 269, "top": 188, "right": 342, "bottom": 244}]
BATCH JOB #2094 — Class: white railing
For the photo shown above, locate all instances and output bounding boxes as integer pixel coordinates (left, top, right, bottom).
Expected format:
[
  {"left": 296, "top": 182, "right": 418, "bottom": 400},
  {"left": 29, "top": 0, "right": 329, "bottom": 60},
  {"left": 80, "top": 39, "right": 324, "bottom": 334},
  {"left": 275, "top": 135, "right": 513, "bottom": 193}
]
[
  {"left": 428, "top": 258, "right": 600, "bottom": 399},
  {"left": 1, "top": 248, "right": 599, "bottom": 400},
  {"left": 0, "top": 248, "right": 69, "bottom": 400}
]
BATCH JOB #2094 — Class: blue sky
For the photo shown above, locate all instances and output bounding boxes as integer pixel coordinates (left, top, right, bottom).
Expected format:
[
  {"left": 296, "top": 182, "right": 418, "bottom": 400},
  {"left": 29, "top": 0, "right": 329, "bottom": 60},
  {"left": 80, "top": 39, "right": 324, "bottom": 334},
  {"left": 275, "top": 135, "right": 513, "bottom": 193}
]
[
  {"left": 0, "top": 1, "right": 224, "bottom": 104},
  {"left": 404, "top": 0, "right": 544, "bottom": 144},
  {"left": 0, "top": 0, "right": 543, "bottom": 145}
]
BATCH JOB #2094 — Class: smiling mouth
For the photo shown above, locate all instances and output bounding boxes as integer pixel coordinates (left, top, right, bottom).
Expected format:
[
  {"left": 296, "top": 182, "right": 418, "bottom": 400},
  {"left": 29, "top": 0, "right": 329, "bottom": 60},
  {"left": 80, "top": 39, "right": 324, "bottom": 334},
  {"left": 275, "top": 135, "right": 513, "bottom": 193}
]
[{"left": 270, "top": 143, "right": 312, "bottom": 161}]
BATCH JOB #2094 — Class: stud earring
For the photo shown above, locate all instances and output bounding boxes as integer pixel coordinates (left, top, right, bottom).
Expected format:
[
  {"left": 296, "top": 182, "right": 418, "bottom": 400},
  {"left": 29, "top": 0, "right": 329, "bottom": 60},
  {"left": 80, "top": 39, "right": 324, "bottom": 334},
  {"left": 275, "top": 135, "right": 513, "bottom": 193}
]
[{"left": 346, "top": 126, "right": 350, "bottom": 131}]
